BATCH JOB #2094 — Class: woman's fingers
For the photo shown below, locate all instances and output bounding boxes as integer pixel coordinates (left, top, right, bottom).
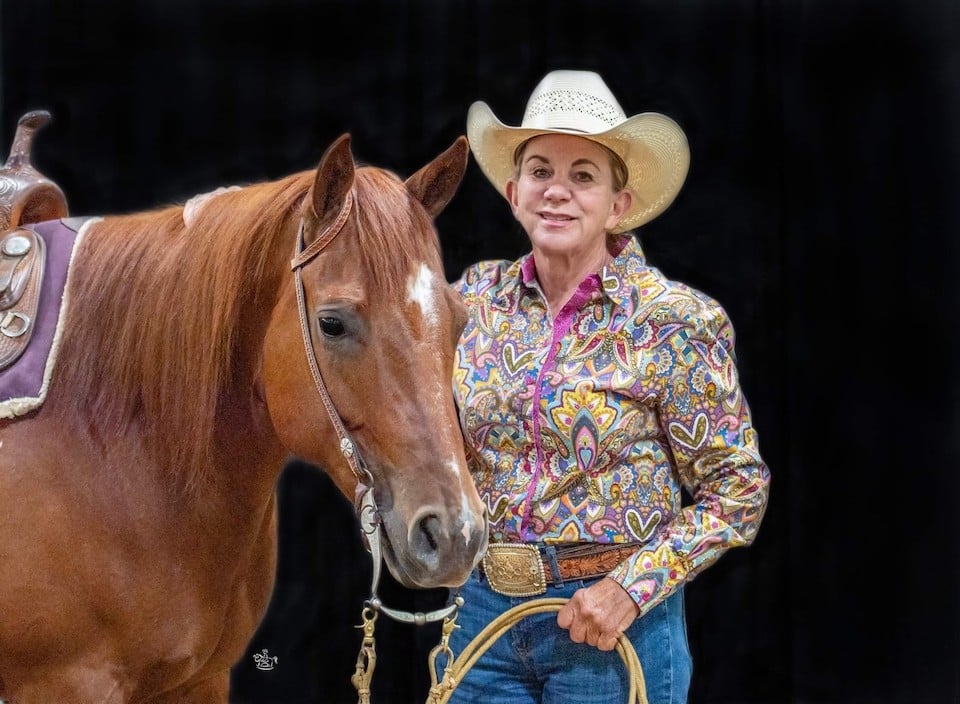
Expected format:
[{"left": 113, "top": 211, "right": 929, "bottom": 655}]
[{"left": 557, "top": 578, "right": 640, "bottom": 650}]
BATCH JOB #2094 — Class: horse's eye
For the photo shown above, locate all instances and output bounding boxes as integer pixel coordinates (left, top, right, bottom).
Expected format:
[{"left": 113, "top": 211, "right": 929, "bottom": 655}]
[{"left": 318, "top": 316, "right": 345, "bottom": 338}]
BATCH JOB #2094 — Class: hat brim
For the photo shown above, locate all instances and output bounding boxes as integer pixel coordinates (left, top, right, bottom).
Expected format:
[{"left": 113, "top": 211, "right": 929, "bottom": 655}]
[{"left": 467, "top": 101, "right": 690, "bottom": 233}]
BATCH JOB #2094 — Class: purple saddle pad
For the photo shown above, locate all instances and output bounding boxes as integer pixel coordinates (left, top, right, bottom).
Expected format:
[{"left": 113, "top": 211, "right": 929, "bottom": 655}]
[{"left": 0, "top": 216, "right": 94, "bottom": 418}]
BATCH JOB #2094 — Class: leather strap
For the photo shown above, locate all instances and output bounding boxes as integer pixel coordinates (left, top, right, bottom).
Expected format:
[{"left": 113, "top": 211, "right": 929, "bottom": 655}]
[
  {"left": 289, "top": 190, "right": 372, "bottom": 494},
  {"left": 545, "top": 543, "right": 639, "bottom": 582},
  {"left": 481, "top": 542, "right": 639, "bottom": 586},
  {"left": 290, "top": 191, "right": 354, "bottom": 270}
]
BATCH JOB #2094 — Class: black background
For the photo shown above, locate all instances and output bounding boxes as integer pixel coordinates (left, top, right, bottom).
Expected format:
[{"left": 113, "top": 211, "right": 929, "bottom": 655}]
[{"left": 3, "top": 1, "right": 958, "bottom": 703}]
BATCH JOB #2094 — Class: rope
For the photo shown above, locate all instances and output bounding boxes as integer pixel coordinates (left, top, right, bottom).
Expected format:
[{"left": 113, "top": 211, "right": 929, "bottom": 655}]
[{"left": 425, "top": 597, "right": 648, "bottom": 704}]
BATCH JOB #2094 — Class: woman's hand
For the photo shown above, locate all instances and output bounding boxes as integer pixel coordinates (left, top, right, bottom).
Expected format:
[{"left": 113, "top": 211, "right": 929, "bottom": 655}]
[{"left": 556, "top": 577, "right": 640, "bottom": 651}]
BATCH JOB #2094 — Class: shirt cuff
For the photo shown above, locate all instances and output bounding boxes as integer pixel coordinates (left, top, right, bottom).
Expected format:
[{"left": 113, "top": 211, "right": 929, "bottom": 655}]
[{"left": 608, "top": 542, "right": 692, "bottom": 616}]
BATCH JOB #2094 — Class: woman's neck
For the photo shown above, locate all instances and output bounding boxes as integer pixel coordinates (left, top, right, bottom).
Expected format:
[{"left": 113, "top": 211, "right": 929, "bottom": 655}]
[{"left": 532, "top": 242, "right": 611, "bottom": 317}]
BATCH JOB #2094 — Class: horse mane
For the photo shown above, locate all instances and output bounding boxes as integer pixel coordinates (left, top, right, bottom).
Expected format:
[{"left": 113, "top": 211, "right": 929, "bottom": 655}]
[{"left": 52, "top": 165, "right": 441, "bottom": 491}]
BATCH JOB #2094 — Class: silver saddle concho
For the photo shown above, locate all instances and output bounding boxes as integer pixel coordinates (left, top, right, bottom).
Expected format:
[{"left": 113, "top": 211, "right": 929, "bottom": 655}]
[{"left": 0, "top": 227, "right": 45, "bottom": 370}]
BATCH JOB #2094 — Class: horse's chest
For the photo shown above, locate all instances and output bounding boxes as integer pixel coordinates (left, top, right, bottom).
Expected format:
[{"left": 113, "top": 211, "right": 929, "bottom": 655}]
[
  {"left": 6, "top": 510, "right": 274, "bottom": 697},
  {"left": 131, "top": 532, "right": 277, "bottom": 679},
  {"left": 109, "top": 555, "right": 273, "bottom": 697},
  {"left": 0, "top": 419, "right": 279, "bottom": 696}
]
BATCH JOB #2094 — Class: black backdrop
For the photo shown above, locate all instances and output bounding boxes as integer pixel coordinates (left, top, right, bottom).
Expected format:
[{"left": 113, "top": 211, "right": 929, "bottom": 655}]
[{"left": 3, "top": 1, "right": 958, "bottom": 703}]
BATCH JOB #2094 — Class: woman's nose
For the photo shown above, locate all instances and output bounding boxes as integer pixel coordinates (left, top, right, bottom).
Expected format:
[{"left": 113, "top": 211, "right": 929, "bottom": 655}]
[{"left": 543, "top": 181, "right": 570, "bottom": 201}]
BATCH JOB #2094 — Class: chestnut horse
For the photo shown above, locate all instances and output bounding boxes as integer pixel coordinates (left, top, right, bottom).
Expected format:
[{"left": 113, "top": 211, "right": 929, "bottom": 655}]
[{"left": 0, "top": 133, "right": 487, "bottom": 702}]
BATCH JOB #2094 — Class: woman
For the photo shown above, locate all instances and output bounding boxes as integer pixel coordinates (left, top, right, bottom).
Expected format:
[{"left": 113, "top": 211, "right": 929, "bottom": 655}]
[{"left": 446, "top": 70, "right": 771, "bottom": 703}]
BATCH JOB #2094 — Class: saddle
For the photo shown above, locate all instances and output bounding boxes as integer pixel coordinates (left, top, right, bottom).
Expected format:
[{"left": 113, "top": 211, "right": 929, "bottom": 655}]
[
  {"left": 0, "top": 227, "right": 45, "bottom": 369},
  {"left": 0, "top": 110, "right": 69, "bottom": 371}
]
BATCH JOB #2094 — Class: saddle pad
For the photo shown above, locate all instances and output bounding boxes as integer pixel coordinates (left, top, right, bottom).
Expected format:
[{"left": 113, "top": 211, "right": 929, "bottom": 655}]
[{"left": 0, "top": 216, "right": 100, "bottom": 418}]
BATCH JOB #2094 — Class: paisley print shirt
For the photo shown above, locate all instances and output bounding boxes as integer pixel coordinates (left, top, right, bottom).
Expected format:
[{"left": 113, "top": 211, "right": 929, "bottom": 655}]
[{"left": 452, "top": 236, "right": 770, "bottom": 616}]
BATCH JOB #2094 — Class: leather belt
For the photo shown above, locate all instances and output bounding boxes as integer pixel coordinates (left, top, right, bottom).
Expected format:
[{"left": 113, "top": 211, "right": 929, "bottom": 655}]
[{"left": 479, "top": 542, "right": 638, "bottom": 597}]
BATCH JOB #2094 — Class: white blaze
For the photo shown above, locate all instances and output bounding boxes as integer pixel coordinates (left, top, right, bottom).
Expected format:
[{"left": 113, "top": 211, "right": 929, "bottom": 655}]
[
  {"left": 407, "top": 263, "right": 438, "bottom": 327},
  {"left": 452, "top": 458, "right": 475, "bottom": 547}
]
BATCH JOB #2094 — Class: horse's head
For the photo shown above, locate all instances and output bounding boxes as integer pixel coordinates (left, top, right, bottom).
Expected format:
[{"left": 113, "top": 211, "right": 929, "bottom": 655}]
[{"left": 263, "top": 134, "right": 487, "bottom": 589}]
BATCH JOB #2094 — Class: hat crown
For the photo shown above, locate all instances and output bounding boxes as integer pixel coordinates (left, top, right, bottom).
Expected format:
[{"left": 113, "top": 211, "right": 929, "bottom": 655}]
[{"left": 521, "top": 70, "right": 628, "bottom": 133}]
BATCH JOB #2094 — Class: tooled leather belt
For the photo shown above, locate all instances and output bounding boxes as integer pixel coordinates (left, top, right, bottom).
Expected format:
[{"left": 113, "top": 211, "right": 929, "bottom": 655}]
[{"left": 479, "top": 542, "right": 639, "bottom": 597}]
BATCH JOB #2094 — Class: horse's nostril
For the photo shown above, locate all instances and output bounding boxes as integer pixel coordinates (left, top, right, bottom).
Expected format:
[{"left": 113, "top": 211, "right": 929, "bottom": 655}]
[{"left": 419, "top": 514, "right": 441, "bottom": 552}]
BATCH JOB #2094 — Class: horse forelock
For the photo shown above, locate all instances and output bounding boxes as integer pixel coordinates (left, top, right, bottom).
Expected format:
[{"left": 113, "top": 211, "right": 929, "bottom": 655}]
[
  {"left": 52, "top": 172, "right": 313, "bottom": 491},
  {"left": 350, "top": 167, "right": 443, "bottom": 299}
]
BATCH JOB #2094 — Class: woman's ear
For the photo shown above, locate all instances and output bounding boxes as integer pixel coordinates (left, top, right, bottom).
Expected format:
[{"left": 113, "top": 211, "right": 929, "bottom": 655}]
[
  {"left": 505, "top": 179, "right": 521, "bottom": 218},
  {"left": 606, "top": 189, "right": 632, "bottom": 231}
]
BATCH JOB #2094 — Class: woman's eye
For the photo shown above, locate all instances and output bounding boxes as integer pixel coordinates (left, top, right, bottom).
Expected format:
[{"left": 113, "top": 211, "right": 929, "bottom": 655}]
[{"left": 318, "top": 316, "right": 345, "bottom": 338}]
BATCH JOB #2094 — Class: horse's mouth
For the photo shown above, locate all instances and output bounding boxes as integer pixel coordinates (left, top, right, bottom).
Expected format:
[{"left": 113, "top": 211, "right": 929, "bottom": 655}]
[{"left": 376, "top": 529, "right": 420, "bottom": 588}]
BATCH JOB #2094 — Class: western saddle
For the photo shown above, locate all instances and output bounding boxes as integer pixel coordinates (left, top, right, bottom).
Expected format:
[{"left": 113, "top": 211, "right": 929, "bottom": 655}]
[{"left": 0, "top": 110, "right": 68, "bottom": 370}]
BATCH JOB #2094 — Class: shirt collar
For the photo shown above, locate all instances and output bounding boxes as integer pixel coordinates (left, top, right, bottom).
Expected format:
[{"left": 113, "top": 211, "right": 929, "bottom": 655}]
[
  {"left": 600, "top": 235, "right": 648, "bottom": 309},
  {"left": 498, "top": 235, "right": 649, "bottom": 312}
]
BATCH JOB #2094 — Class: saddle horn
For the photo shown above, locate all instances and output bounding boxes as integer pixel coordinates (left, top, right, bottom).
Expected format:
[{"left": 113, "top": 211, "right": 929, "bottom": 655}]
[{"left": 0, "top": 110, "right": 68, "bottom": 233}]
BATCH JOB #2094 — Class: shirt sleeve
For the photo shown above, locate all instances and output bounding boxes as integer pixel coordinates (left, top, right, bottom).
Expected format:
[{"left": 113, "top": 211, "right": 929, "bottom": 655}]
[{"left": 608, "top": 300, "right": 771, "bottom": 616}]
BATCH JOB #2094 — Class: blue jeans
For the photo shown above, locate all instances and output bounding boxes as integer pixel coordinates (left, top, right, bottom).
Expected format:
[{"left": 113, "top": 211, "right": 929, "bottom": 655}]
[{"left": 441, "top": 570, "right": 691, "bottom": 704}]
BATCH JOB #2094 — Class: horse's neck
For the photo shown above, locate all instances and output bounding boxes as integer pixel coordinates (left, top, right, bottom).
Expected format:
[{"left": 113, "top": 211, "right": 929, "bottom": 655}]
[
  {"left": 200, "top": 212, "right": 297, "bottom": 496},
  {"left": 208, "top": 387, "right": 288, "bottom": 500},
  {"left": 45, "top": 206, "right": 299, "bottom": 500}
]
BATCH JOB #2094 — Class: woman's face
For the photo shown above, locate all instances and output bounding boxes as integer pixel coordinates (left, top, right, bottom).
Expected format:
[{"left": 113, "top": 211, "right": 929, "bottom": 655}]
[{"left": 506, "top": 134, "right": 631, "bottom": 260}]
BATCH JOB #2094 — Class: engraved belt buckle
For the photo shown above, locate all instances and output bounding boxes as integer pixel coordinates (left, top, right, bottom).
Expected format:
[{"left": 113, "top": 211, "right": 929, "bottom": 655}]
[{"left": 482, "top": 543, "right": 546, "bottom": 597}]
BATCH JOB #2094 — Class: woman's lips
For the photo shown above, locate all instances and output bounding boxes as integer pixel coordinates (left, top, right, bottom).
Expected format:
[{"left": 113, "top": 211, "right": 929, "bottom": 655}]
[{"left": 539, "top": 211, "right": 574, "bottom": 222}]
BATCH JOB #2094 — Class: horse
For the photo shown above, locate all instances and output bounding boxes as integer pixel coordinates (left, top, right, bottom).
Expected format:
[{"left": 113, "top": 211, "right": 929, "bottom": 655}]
[{"left": 0, "top": 122, "right": 488, "bottom": 703}]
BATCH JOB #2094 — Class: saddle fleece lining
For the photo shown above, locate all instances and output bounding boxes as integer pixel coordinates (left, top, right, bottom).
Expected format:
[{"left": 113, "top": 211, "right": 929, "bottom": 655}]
[{"left": 0, "top": 216, "right": 101, "bottom": 419}]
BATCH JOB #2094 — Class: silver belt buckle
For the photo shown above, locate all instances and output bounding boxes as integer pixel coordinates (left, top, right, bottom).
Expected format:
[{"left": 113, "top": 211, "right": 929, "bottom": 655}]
[{"left": 482, "top": 543, "right": 546, "bottom": 597}]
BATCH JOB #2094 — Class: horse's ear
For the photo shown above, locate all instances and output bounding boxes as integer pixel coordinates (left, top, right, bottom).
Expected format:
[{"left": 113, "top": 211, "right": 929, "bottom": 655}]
[
  {"left": 309, "top": 133, "right": 355, "bottom": 234},
  {"left": 405, "top": 136, "right": 469, "bottom": 218}
]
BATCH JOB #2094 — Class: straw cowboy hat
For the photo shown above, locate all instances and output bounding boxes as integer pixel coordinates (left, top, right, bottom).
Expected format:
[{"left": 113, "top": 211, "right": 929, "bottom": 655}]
[{"left": 466, "top": 70, "right": 690, "bottom": 233}]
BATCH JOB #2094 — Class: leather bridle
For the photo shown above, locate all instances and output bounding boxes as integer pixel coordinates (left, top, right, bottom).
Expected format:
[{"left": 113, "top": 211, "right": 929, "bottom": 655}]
[
  {"left": 289, "top": 191, "right": 461, "bottom": 627},
  {"left": 290, "top": 190, "right": 372, "bottom": 491}
]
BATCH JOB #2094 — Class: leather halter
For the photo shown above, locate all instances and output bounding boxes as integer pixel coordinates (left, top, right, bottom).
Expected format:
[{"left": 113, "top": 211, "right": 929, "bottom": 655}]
[{"left": 289, "top": 191, "right": 460, "bottom": 627}]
